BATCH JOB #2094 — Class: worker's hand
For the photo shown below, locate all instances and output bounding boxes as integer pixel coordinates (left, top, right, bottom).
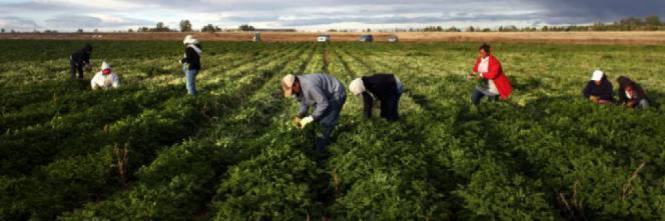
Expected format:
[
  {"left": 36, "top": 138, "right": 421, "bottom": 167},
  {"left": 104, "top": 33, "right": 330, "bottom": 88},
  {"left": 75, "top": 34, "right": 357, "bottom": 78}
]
[
  {"left": 291, "top": 116, "right": 301, "bottom": 128},
  {"left": 298, "top": 116, "right": 314, "bottom": 129},
  {"left": 589, "top": 96, "right": 599, "bottom": 103}
]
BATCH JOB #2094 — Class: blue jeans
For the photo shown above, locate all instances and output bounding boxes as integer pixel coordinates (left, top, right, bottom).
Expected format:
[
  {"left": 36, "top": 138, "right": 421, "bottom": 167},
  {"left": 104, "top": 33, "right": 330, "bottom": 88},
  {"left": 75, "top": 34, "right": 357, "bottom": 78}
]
[
  {"left": 316, "top": 95, "right": 346, "bottom": 151},
  {"left": 183, "top": 65, "right": 198, "bottom": 95},
  {"left": 471, "top": 86, "right": 498, "bottom": 105}
]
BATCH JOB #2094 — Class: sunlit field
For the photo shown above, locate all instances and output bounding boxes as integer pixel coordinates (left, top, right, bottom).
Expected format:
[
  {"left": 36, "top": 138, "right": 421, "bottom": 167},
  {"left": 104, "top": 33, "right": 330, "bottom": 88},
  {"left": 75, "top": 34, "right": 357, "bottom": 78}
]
[{"left": 1, "top": 40, "right": 664, "bottom": 220}]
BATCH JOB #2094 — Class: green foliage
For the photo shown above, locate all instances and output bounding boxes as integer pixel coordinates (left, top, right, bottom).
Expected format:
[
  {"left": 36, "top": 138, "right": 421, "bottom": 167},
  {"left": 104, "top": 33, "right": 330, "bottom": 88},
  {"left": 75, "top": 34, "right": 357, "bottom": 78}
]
[{"left": 1, "top": 40, "right": 664, "bottom": 220}]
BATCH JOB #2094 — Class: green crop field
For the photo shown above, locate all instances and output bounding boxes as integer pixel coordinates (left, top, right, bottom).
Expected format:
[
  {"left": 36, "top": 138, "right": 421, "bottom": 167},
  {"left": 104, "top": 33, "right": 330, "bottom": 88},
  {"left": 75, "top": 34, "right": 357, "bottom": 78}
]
[{"left": 1, "top": 40, "right": 664, "bottom": 220}]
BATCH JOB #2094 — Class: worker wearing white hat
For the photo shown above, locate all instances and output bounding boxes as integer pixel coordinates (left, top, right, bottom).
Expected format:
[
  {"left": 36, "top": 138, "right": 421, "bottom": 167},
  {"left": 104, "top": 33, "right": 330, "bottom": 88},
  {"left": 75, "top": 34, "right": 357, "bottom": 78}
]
[
  {"left": 90, "top": 61, "right": 120, "bottom": 90},
  {"left": 582, "top": 69, "right": 614, "bottom": 104},
  {"left": 349, "top": 73, "right": 404, "bottom": 121},
  {"left": 281, "top": 73, "right": 346, "bottom": 151},
  {"left": 180, "top": 35, "right": 202, "bottom": 95}
]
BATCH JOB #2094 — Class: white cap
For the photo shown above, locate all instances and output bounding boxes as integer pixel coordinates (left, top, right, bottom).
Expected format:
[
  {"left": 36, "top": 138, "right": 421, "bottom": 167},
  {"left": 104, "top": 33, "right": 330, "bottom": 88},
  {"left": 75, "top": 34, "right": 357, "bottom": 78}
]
[
  {"left": 591, "top": 70, "right": 604, "bottom": 81},
  {"left": 281, "top": 74, "right": 296, "bottom": 97},
  {"left": 183, "top": 35, "right": 199, "bottom": 45},
  {"left": 349, "top": 78, "right": 366, "bottom": 96},
  {"left": 101, "top": 61, "right": 110, "bottom": 70}
]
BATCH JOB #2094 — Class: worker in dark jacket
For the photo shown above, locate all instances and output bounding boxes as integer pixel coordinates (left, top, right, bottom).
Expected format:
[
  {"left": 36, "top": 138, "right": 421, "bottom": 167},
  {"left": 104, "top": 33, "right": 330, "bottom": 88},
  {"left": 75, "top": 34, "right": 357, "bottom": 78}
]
[
  {"left": 281, "top": 73, "right": 346, "bottom": 151},
  {"left": 617, "top": 76, "right": 649, "bottom": 109},
  {"left": 69, "top": 43, "right": 93, "bottom": 80},
  {"left": 348, "top": 73, "right": 404, "bottom": 121},
  {"left": 582, "top": 70, "right": 614, "bottom": 104},
  {"left": 180, "top": 35, "right": 202, "bottom": 95}
]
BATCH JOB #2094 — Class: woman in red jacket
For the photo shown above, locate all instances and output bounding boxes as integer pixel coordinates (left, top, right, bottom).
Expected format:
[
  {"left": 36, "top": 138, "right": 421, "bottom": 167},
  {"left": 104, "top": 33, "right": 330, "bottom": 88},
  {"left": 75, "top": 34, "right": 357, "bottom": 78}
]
[{"left": 467, "top": 43, "right": 513, "bottom": 105}]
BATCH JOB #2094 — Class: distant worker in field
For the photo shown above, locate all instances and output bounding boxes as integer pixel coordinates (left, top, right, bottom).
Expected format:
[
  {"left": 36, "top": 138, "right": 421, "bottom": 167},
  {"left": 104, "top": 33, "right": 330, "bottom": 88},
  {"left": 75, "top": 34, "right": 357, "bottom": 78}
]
[
  {"left": 282, "top": 74, "right": 346, "bottom": 151},
  {"left": 467, "top": 43, "right": 513, "bottom": 105},
  {"left": 582, "top": 70, "right": 614, "bottom": 104},
  {"left": 180, "top": 35, "right": 202, "bottom": 95},
  {"left": 348, "top": 73, "right": 405, "bottom": 121},
  {"left": 91, "top": 61, "right": 120, "bottom": 90},
  {"left": 617, "top": 76, "right": 649, "bottom": 109},
  {"left": 69, "top": 43, "right": 93, "bottom": 80}
]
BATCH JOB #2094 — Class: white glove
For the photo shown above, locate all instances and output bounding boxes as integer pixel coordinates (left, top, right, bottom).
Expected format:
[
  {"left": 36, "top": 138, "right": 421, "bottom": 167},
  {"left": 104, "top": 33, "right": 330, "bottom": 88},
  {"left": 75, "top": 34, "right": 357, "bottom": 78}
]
[{"left": 298, "top": 116, "right": 314, "bottom": 129}]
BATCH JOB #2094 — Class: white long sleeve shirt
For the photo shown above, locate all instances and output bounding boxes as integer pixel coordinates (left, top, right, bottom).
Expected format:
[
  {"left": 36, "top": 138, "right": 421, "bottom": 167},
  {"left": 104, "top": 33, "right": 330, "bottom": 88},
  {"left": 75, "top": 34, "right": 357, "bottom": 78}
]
[{"left": 91, "top": 71, "right": 120, "bottom": 90}]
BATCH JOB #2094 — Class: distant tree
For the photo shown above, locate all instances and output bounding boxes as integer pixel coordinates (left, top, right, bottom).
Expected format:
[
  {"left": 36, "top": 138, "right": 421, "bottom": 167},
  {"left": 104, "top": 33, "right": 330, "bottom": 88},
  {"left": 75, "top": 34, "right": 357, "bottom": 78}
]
[
  {"left": 128, "top": 28, "right": 134, "bottom": 33},
  {"left": 645, "top": 15, "right": 662, "bottom": 26},
  {"left": 466, "top": 26, "right": 476, "bottom": 32},
  {"left": 446, "top": 26, "right": 461, "bottom": 32},
  {"left": 1, "top": 28, "right": 4, "bottom": 33},
  {"left": 10, "top": 29, "right": 16, "bottom": 33},
  {"left": 93, "top": 28, "right": 99, "bottom": 32},
  {"left": 239, "top": 24, "right": 255, "bottom": 31},
  {"left": 76, "top": 29, "right": 84, "bottom": 33},
  {"left": 180, "top": 20, "right": 193, "bottom": 32},
  {"left": 149, "top": 22, "right": 171, "bottom": 32},
  {"left": 201, "top": 24, "right": 221, "bottom": 33}
]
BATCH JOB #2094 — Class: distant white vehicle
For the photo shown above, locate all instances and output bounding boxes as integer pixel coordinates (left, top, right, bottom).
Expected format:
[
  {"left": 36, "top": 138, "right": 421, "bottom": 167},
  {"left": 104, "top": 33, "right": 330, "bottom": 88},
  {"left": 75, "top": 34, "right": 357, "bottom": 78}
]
[
  {"left": 317, "top": 35, "right": 330, "bottom": 42},
  {"left": 388, "top": 35, "right": 399, "bottom": 43}
]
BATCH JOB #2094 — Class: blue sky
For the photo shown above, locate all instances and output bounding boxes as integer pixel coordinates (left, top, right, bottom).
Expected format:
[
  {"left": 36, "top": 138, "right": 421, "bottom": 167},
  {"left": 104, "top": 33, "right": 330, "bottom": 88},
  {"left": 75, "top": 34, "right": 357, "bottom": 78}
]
[{"left": 0, "top": 0, "right": 663, "bottom": 31}]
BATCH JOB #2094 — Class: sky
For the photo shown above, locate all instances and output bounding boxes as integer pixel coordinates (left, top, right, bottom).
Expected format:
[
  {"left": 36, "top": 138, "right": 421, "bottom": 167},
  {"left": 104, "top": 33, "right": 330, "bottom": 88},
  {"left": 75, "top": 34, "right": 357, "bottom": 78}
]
[{"left": 0, "top": 0, "right": 663, "bottom": 32}]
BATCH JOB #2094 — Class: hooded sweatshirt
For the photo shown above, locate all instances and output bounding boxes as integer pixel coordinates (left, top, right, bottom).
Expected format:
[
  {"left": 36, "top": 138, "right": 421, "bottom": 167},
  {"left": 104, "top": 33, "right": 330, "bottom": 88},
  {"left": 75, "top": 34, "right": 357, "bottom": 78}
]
[
  {"left": 181, "top": 43, "right": 202, "bottom": 70},
  {"left": 582, "top": 78, "right": 614, "bottom": 101},
  {"left": 71, "top": 44, "right": 92, "bottom": 65},
  {"left": 617, "top": 76, "right": 648, "bottom": 105},
  {"left": 295, "top": 74, "right": 345, "bottom": 121},
  {"left": 91, "top": 62, "right": 120, "bottom": 90}
]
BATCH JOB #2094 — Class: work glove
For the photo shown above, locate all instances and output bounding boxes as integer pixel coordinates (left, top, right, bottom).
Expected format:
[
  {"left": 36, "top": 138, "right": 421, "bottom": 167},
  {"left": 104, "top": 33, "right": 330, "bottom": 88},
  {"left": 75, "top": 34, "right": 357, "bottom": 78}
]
[{"left": 298, "top": 116, "right": 314, "bottom": 129}]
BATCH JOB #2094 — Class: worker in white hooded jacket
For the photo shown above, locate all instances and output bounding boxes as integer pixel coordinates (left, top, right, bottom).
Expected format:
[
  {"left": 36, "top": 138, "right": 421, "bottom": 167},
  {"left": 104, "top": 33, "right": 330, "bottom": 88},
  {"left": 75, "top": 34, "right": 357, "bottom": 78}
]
[{"left": 91, "top": 61, "right": 120, "bottom": 90}]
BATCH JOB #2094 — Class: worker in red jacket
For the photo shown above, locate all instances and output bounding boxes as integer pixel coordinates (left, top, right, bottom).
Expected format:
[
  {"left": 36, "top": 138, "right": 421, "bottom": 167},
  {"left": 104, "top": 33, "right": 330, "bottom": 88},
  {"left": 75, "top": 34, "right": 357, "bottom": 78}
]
[{"left": 467, "top": 43, "right": 513, "bottom": 105}]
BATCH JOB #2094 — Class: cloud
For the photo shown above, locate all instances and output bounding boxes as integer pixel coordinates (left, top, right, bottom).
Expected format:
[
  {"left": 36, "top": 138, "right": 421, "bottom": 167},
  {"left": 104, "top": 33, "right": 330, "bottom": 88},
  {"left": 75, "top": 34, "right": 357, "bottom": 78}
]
[
  {"left": 44, "top": 14, "right": 152, "bottom": 30},
  {"left": 0, "top": 16, "right": 39, "bottom": 31},
  {"left": 0, "top": 0, "right": 663, "bottom": 31},
  {"left": 531, "top": 0, "right": 665, "bottom": 24}
]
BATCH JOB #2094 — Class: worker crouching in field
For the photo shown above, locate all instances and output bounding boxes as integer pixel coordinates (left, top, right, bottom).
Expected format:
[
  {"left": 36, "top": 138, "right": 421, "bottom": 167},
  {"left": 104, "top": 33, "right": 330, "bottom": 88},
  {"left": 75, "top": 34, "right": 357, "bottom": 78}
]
[
  {"left": 91, "top": 61, "right": 120, "bottom": 90},
  {"left": 181, "top": 35, "right": 202, "bottom": 95},
  {"left": 70, "top": 43, "right": 93, "bottom": 80},
  {"left": 282, "top": 74, "right": 346, "bottom": 151},
  {"left": 617, "top": 76, "right": 650, "bottom": 109},
  {"left": 348, "top": 73, "right": 405, "bottom": 121},
  {"left": 467, "top": 43, "right": 512, "bottom": 105},
  {"left": 583, "top": 70, "right": 614, "bottom": 104}
]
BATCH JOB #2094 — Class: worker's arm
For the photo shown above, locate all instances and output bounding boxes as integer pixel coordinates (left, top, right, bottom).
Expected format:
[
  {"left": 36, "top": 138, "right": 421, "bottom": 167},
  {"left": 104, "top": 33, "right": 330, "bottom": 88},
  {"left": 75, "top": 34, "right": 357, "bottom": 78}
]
[
  {"left": 297, "top": 102, "right": 308, "bottom": 118},
  {"left": 309, "top": 87, "right": 330, "bottom": 121},
  {"left": 362, "top": 92, "right": 373, "bottom": 118},
  {"left": 582, "top": 82, "right": 592, "bottom": 98},
  {"left": 112, "top": 75, "right": 120, "bottom": 88}
]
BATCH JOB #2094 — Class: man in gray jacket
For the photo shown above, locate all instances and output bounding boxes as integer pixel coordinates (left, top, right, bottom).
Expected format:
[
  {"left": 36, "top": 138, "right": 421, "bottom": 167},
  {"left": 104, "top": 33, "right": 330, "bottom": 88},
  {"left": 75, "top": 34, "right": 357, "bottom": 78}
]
[{"left": 281, "top": 74, "right": 346, "bottom": 151}]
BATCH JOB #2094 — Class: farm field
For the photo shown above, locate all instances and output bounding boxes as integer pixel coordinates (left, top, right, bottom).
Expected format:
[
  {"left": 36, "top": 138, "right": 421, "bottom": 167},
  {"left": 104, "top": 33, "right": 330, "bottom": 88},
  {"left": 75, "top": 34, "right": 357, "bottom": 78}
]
[{"left": 1, "top": 40, "right": 664, "bottom": 220}]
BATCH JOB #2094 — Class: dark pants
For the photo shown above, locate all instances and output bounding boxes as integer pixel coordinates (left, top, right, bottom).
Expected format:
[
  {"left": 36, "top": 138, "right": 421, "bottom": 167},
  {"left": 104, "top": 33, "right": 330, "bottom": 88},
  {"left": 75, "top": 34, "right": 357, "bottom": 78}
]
[
  {"left": 471, "top": 86, "right": 498, "bottom": 105},
  {"left": 380, "top": 90, "right": 402, "bottom": 121},
  {"left": 316, "top": 95, "right": 346, "bottom": 151},
  {"left": 70, "top": 58, "right": 84, "bottom": 80}
]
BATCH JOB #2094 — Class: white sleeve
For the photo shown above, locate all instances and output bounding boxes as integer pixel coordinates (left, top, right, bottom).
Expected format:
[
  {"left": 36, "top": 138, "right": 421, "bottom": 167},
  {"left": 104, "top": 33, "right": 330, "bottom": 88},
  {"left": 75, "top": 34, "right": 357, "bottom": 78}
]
[
  {"left": 91, "top": 73, "right": 100, "bottom": 90},
  {"left": 112, "top": 74, "right": 120, "bottom": 88}
]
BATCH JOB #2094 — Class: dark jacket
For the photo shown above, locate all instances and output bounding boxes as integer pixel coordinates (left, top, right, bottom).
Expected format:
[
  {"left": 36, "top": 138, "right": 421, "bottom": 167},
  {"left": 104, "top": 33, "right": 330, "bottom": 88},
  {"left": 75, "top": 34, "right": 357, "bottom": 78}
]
[
  {"left": 361, "top": 74, "right": 398, "bottom": 118},
  {"left": 583, "top": 78, "right": 614, "bottom": 101},
  {"left": 181, "top": 44, "right": 201, "bottom": 70},
  {"left": 71, "top": 44, "right": 92, "bottom": 65},
  {"left": 617, "top": 76, "right": 648, "bottom": 105}
]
